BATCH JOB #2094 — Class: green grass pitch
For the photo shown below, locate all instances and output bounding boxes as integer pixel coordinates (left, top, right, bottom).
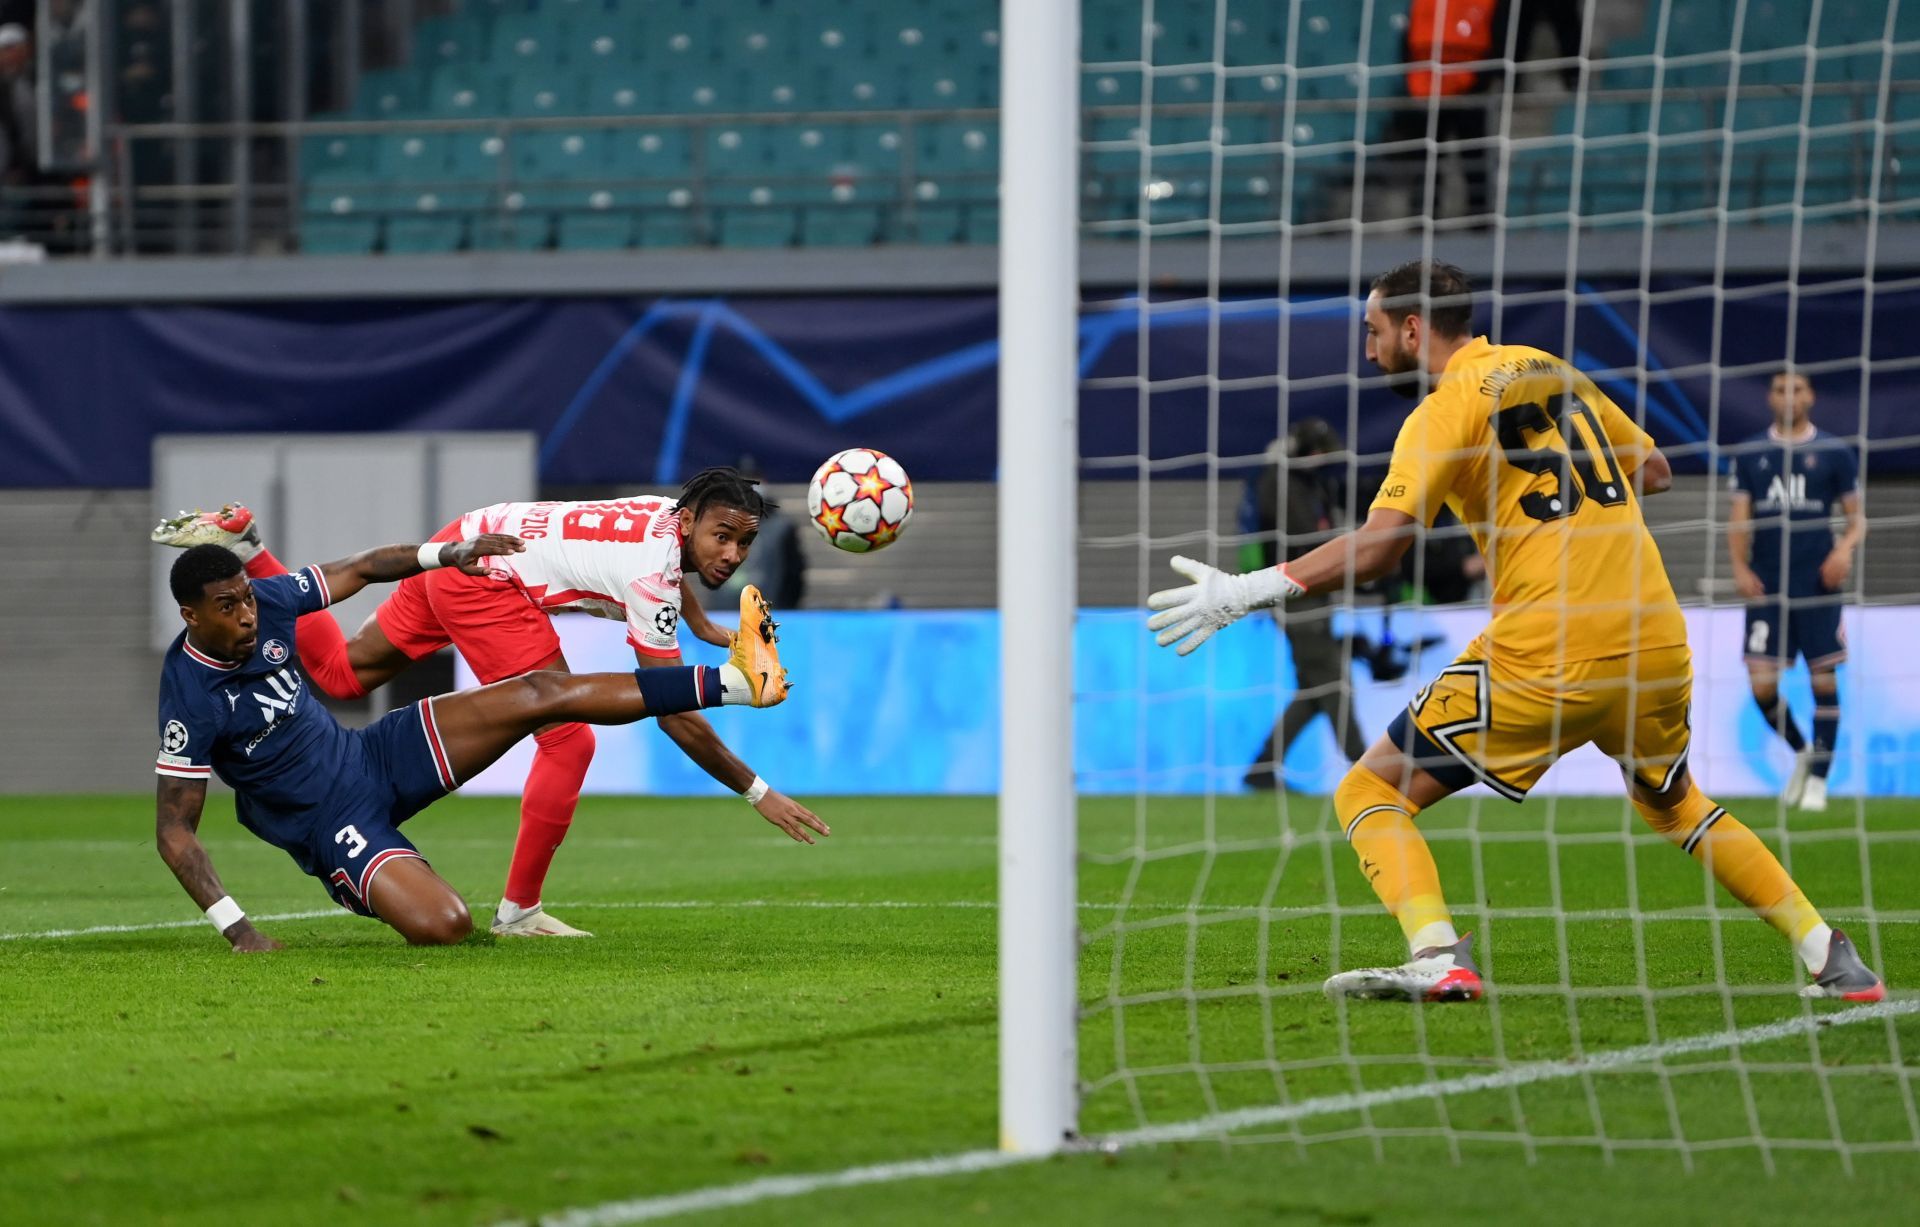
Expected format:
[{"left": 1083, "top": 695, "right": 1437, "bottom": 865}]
[{"left": 3, "top": 792, "right": 1918, "bottom": 1226}]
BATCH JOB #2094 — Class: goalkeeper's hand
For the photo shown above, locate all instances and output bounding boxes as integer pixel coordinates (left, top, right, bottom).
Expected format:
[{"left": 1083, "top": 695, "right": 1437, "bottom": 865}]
[{"left": 1146, "top": 555, "right": 1303, "bottom": 656}]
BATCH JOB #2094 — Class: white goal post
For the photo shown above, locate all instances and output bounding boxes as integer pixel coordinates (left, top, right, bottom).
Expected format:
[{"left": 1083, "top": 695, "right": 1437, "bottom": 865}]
[{"left": 997, "top": 0, "right": 1082, "bottom": 1154}]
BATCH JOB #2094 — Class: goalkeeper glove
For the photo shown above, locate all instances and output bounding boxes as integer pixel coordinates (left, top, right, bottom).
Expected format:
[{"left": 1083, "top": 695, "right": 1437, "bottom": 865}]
[{"left": 1146, "top": 555, "right": 1304, "bottom": 656}]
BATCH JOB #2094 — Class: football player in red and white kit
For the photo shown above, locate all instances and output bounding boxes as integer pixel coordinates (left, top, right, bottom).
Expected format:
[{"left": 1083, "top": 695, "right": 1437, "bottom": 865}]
[{"left": 152, "top": 468, "right": 828, "bottom": 937}]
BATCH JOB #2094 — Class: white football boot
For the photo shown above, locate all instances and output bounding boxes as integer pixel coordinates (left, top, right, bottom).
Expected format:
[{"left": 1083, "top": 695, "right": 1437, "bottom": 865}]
[
  {"left": 1323, "top": 934, "right": 1484, "bottom": 1003},
  {"left": 490, "top": 902, "right": 593, "bottom": 938},
  {"left": 151, "top": 502, "right": 264, "bottom": 561},
  {"left": 1798, "top": 775, "right": 1829, "bottom": 813},
  {"left": 1783, "top": 748, "right": 1812, "bottom": 807}
]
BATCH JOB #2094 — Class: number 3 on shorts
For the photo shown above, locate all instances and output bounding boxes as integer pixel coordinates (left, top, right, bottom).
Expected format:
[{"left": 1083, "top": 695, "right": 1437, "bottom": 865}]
[
  {"left": 1748, "top": 619, "right": 1769, "bottom": 655},
  {"left": 334, "top": 824, "right": 368, "bottom": 859}
]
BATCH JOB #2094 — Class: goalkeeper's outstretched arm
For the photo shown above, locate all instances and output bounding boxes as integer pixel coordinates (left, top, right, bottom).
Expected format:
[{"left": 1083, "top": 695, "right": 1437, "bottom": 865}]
[{"left": 1146, "top": 509, "right": 1416, "bottom": 655}]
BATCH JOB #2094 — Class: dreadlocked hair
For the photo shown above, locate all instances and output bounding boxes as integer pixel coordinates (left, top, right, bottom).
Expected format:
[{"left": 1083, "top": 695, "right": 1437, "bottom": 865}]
[{"left": 675, "top": 466, "right": 774, "bottom": 522}]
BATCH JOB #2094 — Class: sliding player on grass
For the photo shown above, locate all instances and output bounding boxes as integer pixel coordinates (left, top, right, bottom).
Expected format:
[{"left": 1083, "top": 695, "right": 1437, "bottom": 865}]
[
  {"left": 155, "top": 537, "right": 813, "bottom": 952},
  {"left": 152, "top": 468, "right": 819, "bottom": 939},
  {"left": 1147, "top": 259, "right": 1883, "bottom": 1004}
]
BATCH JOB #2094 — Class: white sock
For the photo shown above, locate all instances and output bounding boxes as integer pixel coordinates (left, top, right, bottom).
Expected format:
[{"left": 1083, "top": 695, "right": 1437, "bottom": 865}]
[
  {"left": 1409, "top": 921, "right": 1461, "bottom": 958},
  {"left": 496, "top": 898, "right": 539, "bottom": 924},
  {"left": 1797, "top": 922, "right": 1834, "bottom": 975},
  {"left": 718, "top": 662, "right": 754, "bottom": 706}
]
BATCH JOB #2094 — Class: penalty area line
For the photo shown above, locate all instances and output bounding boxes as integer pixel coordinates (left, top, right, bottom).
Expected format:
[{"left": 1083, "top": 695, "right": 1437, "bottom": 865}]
[{"left": 519, "top": 998, "right": 1920, "bottom": 1227}]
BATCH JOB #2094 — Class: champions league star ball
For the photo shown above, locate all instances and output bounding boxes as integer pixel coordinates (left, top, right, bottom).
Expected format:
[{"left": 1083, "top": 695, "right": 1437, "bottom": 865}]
[{"left": 806, "top": 448, "right": 913, "bottom": 553}]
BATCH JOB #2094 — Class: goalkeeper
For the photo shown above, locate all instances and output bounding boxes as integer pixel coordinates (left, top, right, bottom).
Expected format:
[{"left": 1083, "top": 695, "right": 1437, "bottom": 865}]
[{"left": 1148, "top": 260, "right": 1884, "bottom": 1005}]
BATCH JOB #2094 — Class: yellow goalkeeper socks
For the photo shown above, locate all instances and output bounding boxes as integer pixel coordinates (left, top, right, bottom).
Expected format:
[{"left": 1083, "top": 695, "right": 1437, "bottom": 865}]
[
  {"left": 1634, "top": 783, "right": 1831, "bottom": 971},
  {"left": 1336, "top": 766, "right": 1457, "bottom": 954}
]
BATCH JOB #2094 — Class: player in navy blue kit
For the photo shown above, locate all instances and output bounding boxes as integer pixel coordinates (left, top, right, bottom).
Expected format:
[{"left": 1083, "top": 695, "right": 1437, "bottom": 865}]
[
  {"left": 1726, "top": 371, "right": 1866, "bottom": 812},
  {"left": 155, "top": 535, "right": 807, "bottom": 951}
]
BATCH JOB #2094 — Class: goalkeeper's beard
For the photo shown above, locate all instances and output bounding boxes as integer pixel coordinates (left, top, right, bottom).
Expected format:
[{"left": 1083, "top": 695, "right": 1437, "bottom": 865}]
[{"left": 1382, "top": 365, "right": 1429, "bottom": 402}]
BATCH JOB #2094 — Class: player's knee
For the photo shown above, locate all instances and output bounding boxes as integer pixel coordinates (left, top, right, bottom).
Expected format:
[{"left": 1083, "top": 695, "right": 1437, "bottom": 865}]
[
  {"left": 1630, "top": 775, "right": 1710, "bottom": 841},
  {"left": 1810, "top": 670, "right": 1839, "bottom": 699},
  {"left": 403, "top": 896, "right": 472, "bottom": 946},
  {"left": 1750, "top": 681, "right": 1779, "bottom": 705},
  {"left": 506, "top": 670, "right": 574, "bottom": 719}
]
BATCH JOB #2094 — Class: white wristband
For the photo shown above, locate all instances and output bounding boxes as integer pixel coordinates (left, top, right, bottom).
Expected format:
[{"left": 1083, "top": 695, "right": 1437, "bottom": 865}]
[
  {"left": 742, "top": 775, "right": 770, "bottom": 805},
  {"left": 417, "top": 541, "right": 447, "bottom": 571},
  {"left": 205, "top": 895, "right": 245, "bottom": 933}
]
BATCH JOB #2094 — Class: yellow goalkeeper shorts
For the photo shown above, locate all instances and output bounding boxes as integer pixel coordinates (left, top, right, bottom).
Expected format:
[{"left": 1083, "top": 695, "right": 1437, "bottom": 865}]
[{"left": 1384, "top": 636, "right": 1693, "bottom": 802}]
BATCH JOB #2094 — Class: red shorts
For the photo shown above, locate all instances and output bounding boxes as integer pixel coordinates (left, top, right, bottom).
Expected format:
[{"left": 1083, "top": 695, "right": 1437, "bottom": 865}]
[{"left": 374, "top": 521, "right": 561, "bottom": 684}]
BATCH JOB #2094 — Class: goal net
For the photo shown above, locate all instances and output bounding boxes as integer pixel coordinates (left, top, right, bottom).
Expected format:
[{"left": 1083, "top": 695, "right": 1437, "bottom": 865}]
[{"left": 1064, "top": 0, "right": 1920, "bottom": 1163}]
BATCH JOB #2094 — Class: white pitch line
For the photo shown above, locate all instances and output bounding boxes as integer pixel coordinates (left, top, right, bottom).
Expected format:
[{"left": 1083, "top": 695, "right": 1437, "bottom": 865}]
[
  {"left": 0, "top": 907, "right": 348, "bottom": 941},
  {"left": 6, "top": 900, "right": 1918, "bottom": 942},
  {"left": 523, "top": 998, "right": 1920, "bottom": 1227}
]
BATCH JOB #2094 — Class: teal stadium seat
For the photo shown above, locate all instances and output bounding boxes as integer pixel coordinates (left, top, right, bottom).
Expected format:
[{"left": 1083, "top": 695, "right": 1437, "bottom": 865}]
[
  {"left": 507, "top": 72, "right": 583, "bottom": 117},
  {"left": 301, "top": 185, "right": 382, "bottom": 255},
  {"left": 380, "top": 132, "right": 452, "bottom": 181},
  {"left": 552, "top": 187, "right": 637, "bottom": 250},
  {"left": 469, "top": 191, "right": 552, "bottom": 250},
  {"left": 353, "top": 69, "right": 422, "bottom": 119},
  {"left": 302, "top": 133, "right": 376, "bottom": 179},
  {"left": 711, "top": 183, "right": 798, "bottom": 248},
  {"left": 414, "top": 16, "right": 484, "bottom": 70},
  {"left": 387, "top": 188, "right": 481, "bottom": 254},
  {"left": 426, "top": 67, "right": 497, "bottom": 117},
  {"left": 607, "top": 127, "right": 694, "bottom": 181},
  {"left": 518, "top": 130, "right": 608, "bottom": 184}
]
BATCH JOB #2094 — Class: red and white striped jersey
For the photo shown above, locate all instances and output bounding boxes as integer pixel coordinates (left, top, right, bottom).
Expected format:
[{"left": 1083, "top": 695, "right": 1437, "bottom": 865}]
[{"left": 458, "top": 496, "right": 685, "bottom": 657}]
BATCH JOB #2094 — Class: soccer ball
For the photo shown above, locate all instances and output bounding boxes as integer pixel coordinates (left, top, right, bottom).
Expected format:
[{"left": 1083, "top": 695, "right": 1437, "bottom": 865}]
[{"left": 806, "top": 448, "right": 913, "bottom": 553}]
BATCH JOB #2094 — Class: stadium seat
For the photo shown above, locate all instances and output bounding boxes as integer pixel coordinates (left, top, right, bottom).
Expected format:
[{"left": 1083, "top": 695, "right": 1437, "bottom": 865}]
[
  {"left": 518, "top": 130, "right": 608, "bottom": 183},
  {"left": 704, "top": 126, "right": 778, "bottom": 179},
  {"left": 607, "top": 128, "right": 695, "bottom": 181},
  {"left": 469, "top": 194, "right": 552, "bottom": 251},
  {"left": 414, "top": 15, "right": 485, "bottom": 70},
  {"left": 711, "top": 184, "right": 798, "bottom": 248},
  {"left": 448, "top": 132, "right": 514, "bottom": 182},
  {"left": 426, "top": 67, "right": 499, "bottom": 117},
  {"left": 353, "top": 69, "right": 423, "bottom": 119},
  {"left": 301, "top": 186, "right": 381, "bottom": 255},
  {"left": 302, "top": 133, "right": 377, "bottom": 179},
  {"left": 386, "top": 189, "right": 478, "bottom": 254},
  {"left": 507, "top": 72, "right": 584, "bottom": 117},
  {"left": 1506, "top": 146, "right": 1575, "bottom": 221},
  {"left": 552, "top": 188, "right": 638, "bottom": 250},
  {"left": 381, "top": 133, "right": 453, "bottom": 181},
  {"left": 635, "top": 203, "right": 703, "bottom": 249}
]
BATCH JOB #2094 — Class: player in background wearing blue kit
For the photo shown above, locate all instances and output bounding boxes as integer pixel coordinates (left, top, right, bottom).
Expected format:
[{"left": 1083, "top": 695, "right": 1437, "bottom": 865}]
[
  {"left": 155, "top": 536, "right": 806, "bottom": 952},
  {"left": 1727, "top": 371, "right": 1866, "bottom": 812}
]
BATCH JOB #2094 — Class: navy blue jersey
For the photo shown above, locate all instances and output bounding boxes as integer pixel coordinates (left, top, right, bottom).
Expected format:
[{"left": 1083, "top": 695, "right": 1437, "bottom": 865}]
[
  {"left": 1728, "top": 428, "right": 1858, "bottom": 597},
  {"left": 154, "top": 566, "right": 358, "bottom": 845}
]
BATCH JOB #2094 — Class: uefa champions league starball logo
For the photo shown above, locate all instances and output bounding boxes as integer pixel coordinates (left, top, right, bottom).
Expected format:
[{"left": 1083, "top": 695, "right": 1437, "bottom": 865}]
[{"left": 263, "top": 639, "right": 289, "bottom": 665}]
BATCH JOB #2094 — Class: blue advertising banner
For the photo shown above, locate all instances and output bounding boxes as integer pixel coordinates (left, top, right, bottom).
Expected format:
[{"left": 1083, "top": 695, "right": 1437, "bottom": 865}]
[
  {"left": 458, "top": 606, "right": 1920, "bottom": 799},
  {"left": 2, "top": 280, "right": 1915, "bottom": 487}
]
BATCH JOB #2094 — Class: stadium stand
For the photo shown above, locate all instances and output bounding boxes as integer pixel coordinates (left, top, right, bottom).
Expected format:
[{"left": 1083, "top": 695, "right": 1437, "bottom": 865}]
[{"left": 275, "top": 0, "right": 1916, "bottom": 256}]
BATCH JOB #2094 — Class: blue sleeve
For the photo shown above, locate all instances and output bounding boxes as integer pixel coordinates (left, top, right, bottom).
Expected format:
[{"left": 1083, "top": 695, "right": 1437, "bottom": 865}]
[
  {"left": 254, "top": 566, "right": 333, "bottom": 617},
  {"left": 156, "top": 680, "right": 217, "bottom": 780},
  {"left": 1831, "top": 445, "right": 1859, "bottom": 500},
  {"left": 1727, "top": 452, "right": 1753, "bottom": 497}
]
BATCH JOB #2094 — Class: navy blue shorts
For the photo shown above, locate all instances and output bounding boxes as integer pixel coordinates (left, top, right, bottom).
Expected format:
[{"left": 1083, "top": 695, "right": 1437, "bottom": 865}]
[
  {"left": 1744, "top": 597, "right": 1846, "bottom": 669},
  {"left": 305, "top": 699, "right": 458, "bottom": 917}
]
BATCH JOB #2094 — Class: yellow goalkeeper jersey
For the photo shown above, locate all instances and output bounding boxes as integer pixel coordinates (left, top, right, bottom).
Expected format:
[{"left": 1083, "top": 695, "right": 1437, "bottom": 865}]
[{"left": 1370, "top": 337, "right": 1687, "bottom": 666}]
